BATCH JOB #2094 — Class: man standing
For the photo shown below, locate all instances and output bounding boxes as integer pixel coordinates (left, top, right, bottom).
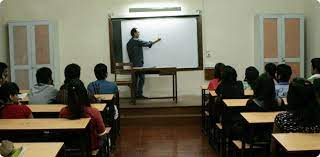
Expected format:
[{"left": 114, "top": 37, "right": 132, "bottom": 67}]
[{"left": 126, "top": 28, "right": 161, "bottom": 98}]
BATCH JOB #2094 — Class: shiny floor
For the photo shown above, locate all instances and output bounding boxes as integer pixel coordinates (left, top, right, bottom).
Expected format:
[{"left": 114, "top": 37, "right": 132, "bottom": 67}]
[{"left": 112, "top": 124, "right": 218, "bottom": 157}]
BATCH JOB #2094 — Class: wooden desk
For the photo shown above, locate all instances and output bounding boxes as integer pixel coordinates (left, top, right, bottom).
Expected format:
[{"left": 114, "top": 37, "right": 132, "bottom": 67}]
[
  {"left": 28, "top": 104, "right": 106, "bottom": 113},
  {"left": 131, "top": 67, "right": 178, "bottom": 105},
  {"left": 210, "top": 90, "right": 253, "bottom": 97},
  {"left": 19, "top": 89, "right": 31, "bottom": 94},
  {"left": 273, "top": 133, "right": 320, "bottom": 155},
  {"left": 0, "top": 118, "right": 91, "bottom": 157},
  {"left": 241, "top": 112, "right": 281, "bottom": 124},
  {"left": 94, "top": 94, "right": 114, "bottom": 101},
  {"left": 15, "top": 142, "right": 64, "bottom": 157},
  {"left": 223, "top": 99, "right": 249, "bottom": 107},
  {"left": 201, "top": 84, "right": 208, "bottom": 133}
]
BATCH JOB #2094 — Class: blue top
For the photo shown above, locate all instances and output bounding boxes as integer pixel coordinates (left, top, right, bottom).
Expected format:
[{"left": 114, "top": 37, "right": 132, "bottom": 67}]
[
  {"left": 275, "top": 82, "right": 289, "bottom": 99},
  {"left": 87, "top": 80, "right": 118, "bottom": 96}
]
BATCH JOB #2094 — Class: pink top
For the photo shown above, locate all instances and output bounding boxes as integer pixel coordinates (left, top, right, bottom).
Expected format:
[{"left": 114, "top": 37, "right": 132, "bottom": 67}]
[{"left": 208, "top": 79, "right": 220, "bottom": 91}]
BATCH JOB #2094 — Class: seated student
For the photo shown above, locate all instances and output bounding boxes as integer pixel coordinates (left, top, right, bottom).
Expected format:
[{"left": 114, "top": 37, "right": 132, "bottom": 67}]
[
  {"left": 246, "top": 74, "right": 283, "bottom": 112},
  {"left": 216, "top": 65, "right": 244, "bottom": 98},
  {"left": 308, "top": 58, "right": 320, "bottom": 83},
  {"left": 29, "top": 67, "right": 58, "bottom": 104},
  {"left": 59, "top": 79, "right": 108, "bottom": 153},
  {"left": 0, "top": 62, "right": 8, "bottom": 87},
  {"left": 88, "top": 63, "right": 118, "bottom": 96},
  {"left": 56, "top": 64, "right": 81, "bottom": 104},
  {"left": 314, "top": 78, "right": 320, "bottom": 104},
  {"left": 243, "top": 66, "right": 259, "bottom": 90},
  {"left": 264, "top": 63, "right": 277, "bottom": 80},
  {"left": 87, "top": 63, "right": 119, "bottom": 120},
  {"left": 274, "top": 78, "right": 320, "bottom": 133},
  {"left": 0, "top": 82, "right": 33, "bottom": 119},
  {"left": 208, "top": 63, "right": 225, "bottom": 91},
  {"left": 275, "top": 64, "right": 292, "bottom": 99}
]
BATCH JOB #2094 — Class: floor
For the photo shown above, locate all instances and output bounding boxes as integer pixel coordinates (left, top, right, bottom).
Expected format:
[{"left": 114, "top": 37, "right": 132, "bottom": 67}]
[{"left": 112, "top": 124, "right": 218, "bottom": 157}]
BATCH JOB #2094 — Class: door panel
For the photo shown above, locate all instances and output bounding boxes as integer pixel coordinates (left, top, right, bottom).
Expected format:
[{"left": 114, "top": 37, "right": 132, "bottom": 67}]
[
  {"left": 13, "top": 26, "right": 28, "bottom": 65},
  {"left": 263, "top": 18, "right": 278, "bottom": 59},
  {"left": 285, "top": 18, "right": 300, "bottom": 58},
  {"left": 286, "top": 62, "right": 300, "bottom": 80},
  {"left": 14, "top": 69, "right": 30, "bottom": 90},
  {"left": 35, "top": 25, "right": 50, "bottom": 64}
]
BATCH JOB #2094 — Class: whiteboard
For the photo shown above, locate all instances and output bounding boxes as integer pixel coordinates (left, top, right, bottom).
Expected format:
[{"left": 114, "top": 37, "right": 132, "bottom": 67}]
[{"left": 121, "top": 17, "right": 199, "bottom": 69}]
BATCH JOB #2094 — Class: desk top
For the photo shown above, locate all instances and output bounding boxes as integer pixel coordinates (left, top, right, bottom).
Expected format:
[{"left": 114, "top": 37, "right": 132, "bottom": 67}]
[
  {"left": 0, "top": 118, "right": 91, "bottom": 130},
  {"left": 223, "top": 99, "right": 249, "bottom": 107},
  {"left": 272, "top": 133, "right": 320, "bottom": 152},
  {"left": 28, "top": 103, "right": 106, "bottom": 113},
  {"left": 15, "top": 142, "right": 63, "bottom": 157},
  {"left": 19, "top": 90, "right": 31, "bottom": 94},
  {"left": 241, "top": 112, "right": 281, "bottom": 124},
  {"left": 210, "top": 90, "right": 254, "bottom": 97},
  {"left": 201, "top": 84, "right": 208, "bottom": 90},
  {"left": 94, "top": 94, "right": 114, "bottom": 101}
]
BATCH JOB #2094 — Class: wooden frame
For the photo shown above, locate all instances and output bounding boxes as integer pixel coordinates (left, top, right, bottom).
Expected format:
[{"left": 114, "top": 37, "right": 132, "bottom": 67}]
[{"left": 108, "top": 15, "right": 203, "bottom": 72}]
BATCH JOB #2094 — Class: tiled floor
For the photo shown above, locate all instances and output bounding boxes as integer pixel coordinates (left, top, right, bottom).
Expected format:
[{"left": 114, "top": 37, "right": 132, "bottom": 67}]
[{"left": 112, "top": 125, "right": 218, "bottom": 157}]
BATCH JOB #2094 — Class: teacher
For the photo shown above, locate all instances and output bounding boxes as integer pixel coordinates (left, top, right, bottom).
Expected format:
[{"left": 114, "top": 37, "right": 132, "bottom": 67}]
[{"left": 126, "top": 28, "right": 161, "bottom": 99}]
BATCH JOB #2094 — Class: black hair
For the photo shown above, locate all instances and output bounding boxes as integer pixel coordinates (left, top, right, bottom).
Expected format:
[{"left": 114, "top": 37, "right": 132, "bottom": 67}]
[
  {"left": 214, "top": 63, "right": 225, "bottom": 80},
  {"left": 221, "top": 66, "right": 237, "bottom": 84},
  {"left": 65, "top": 79, "right": 91, "bottom": 120},
  {"left": 311, "top": 58, "right": 320, "bottom": 74},
  {"left": 265, "top": 63, "right": 277, "bottom": 79},
  {"left": 94, "top": 63, "right": 108, "bottom": 80},
  {"left": 254, "top": 74, "right": 276, "bottom": 108},
  {"left": 0, "top": 82, "right": 19, "bottom": 107},
  {"left": 287, "top": 78, "right": 320, "bottom": 124},
  {"left": 64, "top": 64, "right": 81, "bottom": 84},
  {"left": 130, "top": 28, "right": 138, "bottom": 37},
  {"left": 245, "top": 66, "right": 259, "bottom": 90},
  {"left": 313, "top": 78, "right": 320, "bottom": 104},
  {"left": 36, "top": 67, "right": 53, "bottom": 84},
  {"left": 0, "top": 62, "right": 8, "bottom": 84},
  {"left": 276, "top": 64, "right": 292, "bottom": 82}
]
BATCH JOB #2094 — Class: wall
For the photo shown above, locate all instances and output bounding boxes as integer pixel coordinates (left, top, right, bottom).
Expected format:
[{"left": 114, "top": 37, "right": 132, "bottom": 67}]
[
  {"left": 0, "top": 1, "right": 7, "bottom": 63},
  {"left": 0, "top": 0, "right": 306, "bottom": 97},
  {"left": 305, "top": 0, "right": 320, "bottom": 76}
]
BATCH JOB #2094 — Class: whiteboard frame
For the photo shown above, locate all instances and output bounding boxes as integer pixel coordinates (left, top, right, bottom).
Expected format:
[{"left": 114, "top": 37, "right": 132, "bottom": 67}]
[{"left": 108, "top": 15, "right": 203, "bottom": 72}]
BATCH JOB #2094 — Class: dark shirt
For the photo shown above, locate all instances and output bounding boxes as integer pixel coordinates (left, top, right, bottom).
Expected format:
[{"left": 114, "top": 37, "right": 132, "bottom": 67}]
[
  {"left": 216, "top": 81, "right": 244, "bottom": 99},
  {"left": 126, "top": 38, "right": 153, "bottom": 67}
]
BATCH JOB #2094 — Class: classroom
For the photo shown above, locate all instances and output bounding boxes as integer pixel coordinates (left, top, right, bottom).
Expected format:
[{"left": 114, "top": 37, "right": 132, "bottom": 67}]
[{"left": 0, "top": 0, "right": 320, "bottom": 157}]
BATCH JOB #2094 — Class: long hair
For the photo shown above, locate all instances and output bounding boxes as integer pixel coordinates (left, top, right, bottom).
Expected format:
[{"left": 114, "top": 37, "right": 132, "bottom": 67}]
[
  {"left": 221, "top": 66, "right": 237, "bottom": 85},
  {"left": 213, "top": 63, "right": 225, "bottom": 80},
  {"left": 0, "top": 82, "right": 19, "bottom": 108},
  {"left": 245, "top": 66, "right": 259, "bottom": 90},
  {"left": 65, "top": 79, "right": 91, "bottom": 120},
  {"left": 287, "top": 78, "right": 320, "bottom": 124},
  {"left": 265, "top": 63, "right": 276, "bottom": 79},
  {"left": 254, "top": 74, "right": 276, "bottom": 108}
]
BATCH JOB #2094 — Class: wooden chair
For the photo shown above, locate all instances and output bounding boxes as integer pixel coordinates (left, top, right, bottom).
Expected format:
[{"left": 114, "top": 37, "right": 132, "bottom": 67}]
[{"left": 114, "top": 63, "right": 135, "bottom": 104}]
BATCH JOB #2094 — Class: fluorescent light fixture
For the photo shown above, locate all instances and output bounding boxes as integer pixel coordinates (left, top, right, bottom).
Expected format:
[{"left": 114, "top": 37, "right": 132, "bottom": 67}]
[
  {"left": 0, "top": 0, "right": 3, "bottom": 3},
  {"left": 318, "top": 0, "right": 320, "bottom": 3},
  {"left": 129, "top": 7, "right": 181, "bottom": 13}
]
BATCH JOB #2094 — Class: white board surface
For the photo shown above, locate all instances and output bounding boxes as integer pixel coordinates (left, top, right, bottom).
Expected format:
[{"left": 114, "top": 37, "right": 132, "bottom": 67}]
[{"left": 121, "top": 17, "right": 199, "bottom": 69}]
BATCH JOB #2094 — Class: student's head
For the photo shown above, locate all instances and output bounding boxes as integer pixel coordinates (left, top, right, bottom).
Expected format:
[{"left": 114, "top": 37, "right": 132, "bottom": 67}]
[
  {"left": 287, "top": 78, "right": 320, "bottom": 123},
  {"left": 245, "top": 66, "right": 259, "bottom": 88},
  {"left": 254, "top": 74, "right": 275, "bottom": 103},
  {"left": 36, "top": 67, "right": 53, "bottom": 85},
  {"left": 311, "top": 58, "right": 320, "bottom": 75},
  {"left": 64, "top": 64, "right": 81, "bottom": 84},
  {"left": 276, "top": 64, "right": 292, "bottom": 82},
  {"left": 130, "top": 28, "right": 140, "bottom": 38},
  {"left": 65, "top": 79, "right": 90, "bottom": 119},
  {"left": 214, "top": 63, "right": 225, "bottom": 80},
  {"left": 221, "top": 66, "right": 237, "bottom": 84},
  {"left": 265, "top": 63, "right": 277, "bottom": 79},
  {"left": 0, "top": 62, "right": 8, "bottom": 86},
  {"left": 0, "top": 82, "right": 20, "bottom": 105},
  {"left": 94, "top": 63, "right": 108, "bottom": 80}
]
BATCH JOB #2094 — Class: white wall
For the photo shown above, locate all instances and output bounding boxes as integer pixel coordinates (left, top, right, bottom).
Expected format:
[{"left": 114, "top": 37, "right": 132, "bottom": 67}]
[
  {"left": 0, "top": 1, "right": 8, "bottom": 63},
  {"left": 0, "top": 0, "right": 307, "bottom": 97}
]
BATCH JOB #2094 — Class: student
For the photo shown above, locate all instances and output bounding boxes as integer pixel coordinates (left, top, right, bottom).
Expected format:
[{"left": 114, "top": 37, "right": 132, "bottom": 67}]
[
  {"left": 0, "top": 62, "right": 8, "bottom": 87},
  {"left": 59, "top": 79, "right": 108, "bottom": 153},
  {"left": 56, "top": 64, "right": 81, "bottom": 104},
  {"left": 308, "top": 58, "right": 320, "bottom": 83},
  {"left": 87, "top": 63, "right": 119, "bottom": 120},
  {"left": 216, "top": 65, "right": 244, "bottom": 99},
  {"left": 88, "top": 63, "right": 118, "bottom": 96},
  {"left": 0, "top": 82, "right": 33, "bottom": 119},
  {"left": 29, "top": 67, "right": 58, "bottom": 104},
  {"left": 314, "top": 78, "right": 320, "bottom": 105},
  {"left": 246, "top": 74, "right": 282, "bottom": 112},
  {"left": 243, "top": 66, "right": 259, "bottom": 90},
  {"left": 208, "top": 63, "right": 225, "bottom": 91},
  {"left": 264, "top": 63, "right": 277, "bottom": 80},
  {"left": 275, "top": 64, "right": 292, "bottom": 99},
  {"left": 274, "top": 78, "right": 320, "bottom": 133}
]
